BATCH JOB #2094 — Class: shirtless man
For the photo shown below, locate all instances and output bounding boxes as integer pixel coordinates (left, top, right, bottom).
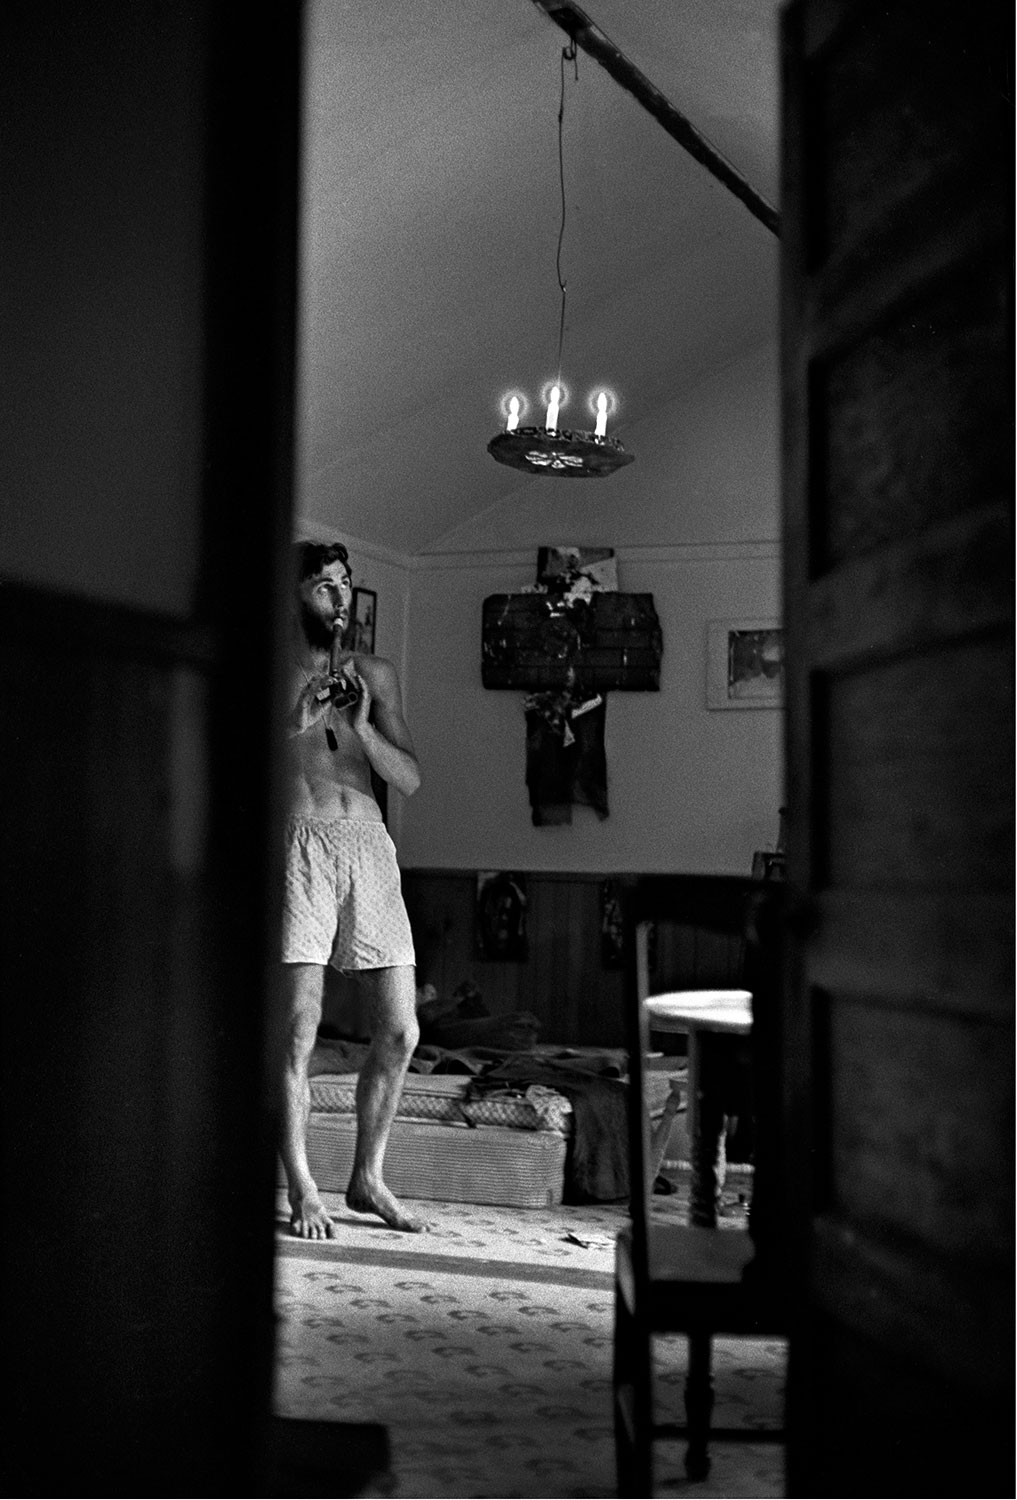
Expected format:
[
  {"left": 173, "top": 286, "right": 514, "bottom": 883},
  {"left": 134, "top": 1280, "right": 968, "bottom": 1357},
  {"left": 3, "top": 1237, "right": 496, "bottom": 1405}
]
[{"left": 278, "top": 540, "right": 425, "bottom": 1238}]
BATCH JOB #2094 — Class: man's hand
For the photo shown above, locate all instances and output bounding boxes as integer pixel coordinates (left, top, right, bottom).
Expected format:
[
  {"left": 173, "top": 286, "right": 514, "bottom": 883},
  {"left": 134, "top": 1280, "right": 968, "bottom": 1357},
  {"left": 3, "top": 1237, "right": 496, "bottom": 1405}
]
[{"left": 289, "top": 673, "right": 335, "bottom": 736}]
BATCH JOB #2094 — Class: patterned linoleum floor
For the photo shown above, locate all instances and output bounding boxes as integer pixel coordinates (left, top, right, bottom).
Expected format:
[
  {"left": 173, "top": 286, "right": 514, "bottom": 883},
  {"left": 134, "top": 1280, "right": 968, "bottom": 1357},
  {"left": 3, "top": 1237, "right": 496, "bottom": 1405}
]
[{"left": 272, "top": 1179, "right": 785, "bottom": 1499}]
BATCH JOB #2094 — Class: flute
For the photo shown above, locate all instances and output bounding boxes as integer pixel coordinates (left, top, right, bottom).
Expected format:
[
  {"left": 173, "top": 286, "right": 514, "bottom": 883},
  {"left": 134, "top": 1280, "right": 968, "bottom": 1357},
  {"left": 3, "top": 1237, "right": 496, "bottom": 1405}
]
[
  {"left": 328, "top": 620, "right": 359, "bottom": 710},
  {"left": 329, "top": 618, "right": 346, "bottom": 677}
]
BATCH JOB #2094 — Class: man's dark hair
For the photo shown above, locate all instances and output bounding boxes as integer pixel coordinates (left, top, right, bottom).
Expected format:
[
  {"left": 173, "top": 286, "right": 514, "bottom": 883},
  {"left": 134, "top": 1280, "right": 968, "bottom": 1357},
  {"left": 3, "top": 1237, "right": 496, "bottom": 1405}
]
[{"left": 294, "top": 540, "right": 351, "bottom": 584}]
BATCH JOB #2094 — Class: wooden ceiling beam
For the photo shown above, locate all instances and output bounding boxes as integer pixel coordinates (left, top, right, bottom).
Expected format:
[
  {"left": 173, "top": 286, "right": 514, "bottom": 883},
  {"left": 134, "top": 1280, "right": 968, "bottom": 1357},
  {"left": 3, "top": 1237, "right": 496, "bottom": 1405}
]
[{"left": 530, "top": 0, "right": 780, "bottom": 237}]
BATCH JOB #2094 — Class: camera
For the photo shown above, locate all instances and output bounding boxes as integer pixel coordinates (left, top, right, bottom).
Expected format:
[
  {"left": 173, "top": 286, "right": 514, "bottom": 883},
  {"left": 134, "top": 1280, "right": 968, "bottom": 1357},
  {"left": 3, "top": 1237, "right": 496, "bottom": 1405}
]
[{"left": 330, "top": 675, "right": 360, "bottom": 710}]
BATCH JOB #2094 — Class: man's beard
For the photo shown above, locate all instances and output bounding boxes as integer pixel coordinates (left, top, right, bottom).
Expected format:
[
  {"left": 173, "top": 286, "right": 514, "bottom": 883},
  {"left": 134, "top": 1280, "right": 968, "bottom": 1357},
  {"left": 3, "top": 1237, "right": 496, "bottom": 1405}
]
[{"left": 299, "top": 601, "right": 337, "bottom": 653}]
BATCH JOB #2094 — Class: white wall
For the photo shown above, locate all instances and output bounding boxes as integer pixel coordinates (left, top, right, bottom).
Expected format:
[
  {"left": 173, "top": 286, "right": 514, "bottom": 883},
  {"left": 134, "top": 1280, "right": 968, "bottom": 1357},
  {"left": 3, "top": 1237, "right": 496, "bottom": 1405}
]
[
  {"left": 399, "top": 544, "right": 782, "bottom": 873},
  {"left": 398, "top": 342, "right": 784, "bottom": 873}
]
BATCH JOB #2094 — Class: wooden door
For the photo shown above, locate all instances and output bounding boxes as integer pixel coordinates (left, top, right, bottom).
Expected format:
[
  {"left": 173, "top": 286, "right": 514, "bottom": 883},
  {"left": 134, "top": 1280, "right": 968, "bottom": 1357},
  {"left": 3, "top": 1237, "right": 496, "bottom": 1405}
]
[
  {"left": 779, "top": 3, "right": 1012, "bottom": 1494},
  {"left": 0, "top": 4, "right": 302, "bottom": 1492}
]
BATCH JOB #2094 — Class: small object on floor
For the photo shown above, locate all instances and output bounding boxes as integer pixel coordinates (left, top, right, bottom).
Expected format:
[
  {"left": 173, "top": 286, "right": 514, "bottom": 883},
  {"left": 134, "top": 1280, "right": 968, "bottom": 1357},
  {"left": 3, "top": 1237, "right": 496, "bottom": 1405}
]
[
  {"left": 563, "top": 1230, "right": 613, "bottom": 1249},
  {"left": 652, "top": 1172, "right": 678, "bottom": 1195}
]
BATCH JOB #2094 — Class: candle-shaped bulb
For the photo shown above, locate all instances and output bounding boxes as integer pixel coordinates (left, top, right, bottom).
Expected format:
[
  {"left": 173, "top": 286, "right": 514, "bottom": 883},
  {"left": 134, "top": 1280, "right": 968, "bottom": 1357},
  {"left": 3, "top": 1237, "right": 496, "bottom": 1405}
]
[
  {"left": 546, "top": 385, "right": 561, "bottom": 431},
  {"left": 595, "top": 391, "right": 608, "bottom": 438},
  {"left": 506, "top": 395, "right": 520, "bottom": 432}
]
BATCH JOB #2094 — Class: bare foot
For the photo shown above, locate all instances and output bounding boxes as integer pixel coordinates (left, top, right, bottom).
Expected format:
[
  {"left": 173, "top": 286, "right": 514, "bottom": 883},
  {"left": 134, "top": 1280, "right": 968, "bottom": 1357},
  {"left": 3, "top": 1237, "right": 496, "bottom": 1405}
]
[
  {"left": 346, "top": 1176, "right": 428, "bottom": 1233},
  {"left": 289, "top": 1189, "right": 338, "bottom": 1240}
]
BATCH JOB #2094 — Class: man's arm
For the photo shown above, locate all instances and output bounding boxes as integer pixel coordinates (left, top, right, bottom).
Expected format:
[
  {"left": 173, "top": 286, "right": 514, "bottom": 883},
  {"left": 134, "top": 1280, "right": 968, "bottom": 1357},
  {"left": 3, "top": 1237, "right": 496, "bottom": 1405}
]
[{"left": 350, "top": 657, "right": 421, "bottom": 798}]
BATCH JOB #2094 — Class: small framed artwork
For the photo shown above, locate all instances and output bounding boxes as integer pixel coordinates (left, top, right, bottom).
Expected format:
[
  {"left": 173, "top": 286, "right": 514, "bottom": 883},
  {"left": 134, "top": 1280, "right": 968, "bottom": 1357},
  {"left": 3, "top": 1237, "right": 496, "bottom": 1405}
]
[
  {"left": 351, "top": 588, "right": 376, "bottom": 653},
  {"left": 600, "top": 879, "right": 625, "bottom": 968},
  {"left": 706, "top": 619, "right": 785, "bottom": 710},
  {"left": 600, "top": 880, "right": 656, "bottom": 970},
  {"left": 474, "top": 871, "right": 529, "bottom": 961}
]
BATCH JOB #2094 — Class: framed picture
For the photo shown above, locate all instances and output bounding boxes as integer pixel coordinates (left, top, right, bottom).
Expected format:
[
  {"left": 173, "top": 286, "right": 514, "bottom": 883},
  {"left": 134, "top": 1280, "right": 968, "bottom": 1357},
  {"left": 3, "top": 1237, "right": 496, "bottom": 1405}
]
[
  {"left": 474, "top": 871, "right": 529, "bottom": 961},
  {"left": 351, "top": 587, "right": 376, "bottom": 653},
  {"left": 706, "top": 619, "right": 784, "bottom": 710}
]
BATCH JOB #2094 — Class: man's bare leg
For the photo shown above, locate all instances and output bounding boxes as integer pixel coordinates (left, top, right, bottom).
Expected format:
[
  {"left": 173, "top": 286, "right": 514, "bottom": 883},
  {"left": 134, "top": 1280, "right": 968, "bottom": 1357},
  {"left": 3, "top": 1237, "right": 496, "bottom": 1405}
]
[
  {"left": 345, "top": 964, "right": 427, "bottom": 1232},
  {"left": 276, "top": 963, "right": 337, "bottom": 1239}
]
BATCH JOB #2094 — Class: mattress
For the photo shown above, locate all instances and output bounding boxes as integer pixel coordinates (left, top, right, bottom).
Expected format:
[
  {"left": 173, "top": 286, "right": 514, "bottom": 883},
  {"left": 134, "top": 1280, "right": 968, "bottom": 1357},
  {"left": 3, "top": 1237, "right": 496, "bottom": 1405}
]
[{"left": 304, "top": 1113, "right": 569, "bottom": 1208}]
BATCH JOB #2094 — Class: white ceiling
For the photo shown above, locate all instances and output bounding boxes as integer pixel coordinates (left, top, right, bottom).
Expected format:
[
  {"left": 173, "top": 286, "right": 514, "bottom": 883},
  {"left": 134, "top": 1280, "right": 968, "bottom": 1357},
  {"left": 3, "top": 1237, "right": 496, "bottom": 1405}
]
[{"left": 296, "top": 0, "right": 783, "bottom": 554}]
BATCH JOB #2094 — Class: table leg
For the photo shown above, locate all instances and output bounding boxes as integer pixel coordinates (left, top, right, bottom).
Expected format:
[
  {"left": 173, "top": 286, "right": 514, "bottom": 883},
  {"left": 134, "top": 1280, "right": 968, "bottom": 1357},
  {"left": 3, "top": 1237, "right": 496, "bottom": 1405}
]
[{"left": 688, "top": 1034, "right": 726, "bottom": 1228}]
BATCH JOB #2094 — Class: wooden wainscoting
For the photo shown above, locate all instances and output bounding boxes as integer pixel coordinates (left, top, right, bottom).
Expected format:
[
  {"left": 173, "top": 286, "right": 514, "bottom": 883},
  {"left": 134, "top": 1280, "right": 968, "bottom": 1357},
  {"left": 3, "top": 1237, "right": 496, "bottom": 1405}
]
[{"left": 396, "top": 869, "right": 744, "bottom": 1049}]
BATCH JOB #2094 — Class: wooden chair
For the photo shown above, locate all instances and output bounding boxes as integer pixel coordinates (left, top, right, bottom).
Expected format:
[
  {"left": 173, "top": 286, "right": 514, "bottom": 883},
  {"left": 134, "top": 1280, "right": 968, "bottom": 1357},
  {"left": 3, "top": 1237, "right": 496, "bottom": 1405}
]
[{"left": 613, "top": 875, "right": 786, "bottom": 1494}]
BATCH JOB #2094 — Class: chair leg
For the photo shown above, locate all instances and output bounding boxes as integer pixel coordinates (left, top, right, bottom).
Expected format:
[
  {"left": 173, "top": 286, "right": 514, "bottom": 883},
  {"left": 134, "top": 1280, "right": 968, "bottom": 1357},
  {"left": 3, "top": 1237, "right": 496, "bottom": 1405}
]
[
  {"left": 684, "top": 1332, "right": 714, "bottom": 1481},
  {"left": 613, "top": 1286, "right": 654, "bottom": 1498}
]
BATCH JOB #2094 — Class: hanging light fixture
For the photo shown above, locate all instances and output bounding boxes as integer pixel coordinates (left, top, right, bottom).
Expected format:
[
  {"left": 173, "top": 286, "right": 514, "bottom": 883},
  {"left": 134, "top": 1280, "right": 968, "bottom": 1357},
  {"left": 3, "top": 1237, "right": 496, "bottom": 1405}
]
[{"left": 488, "top": 42, "right": 634, "bottom": 478}]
